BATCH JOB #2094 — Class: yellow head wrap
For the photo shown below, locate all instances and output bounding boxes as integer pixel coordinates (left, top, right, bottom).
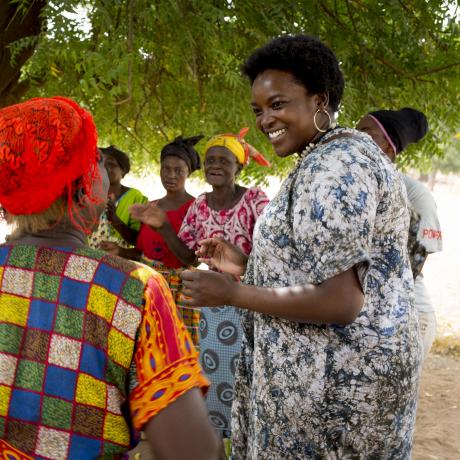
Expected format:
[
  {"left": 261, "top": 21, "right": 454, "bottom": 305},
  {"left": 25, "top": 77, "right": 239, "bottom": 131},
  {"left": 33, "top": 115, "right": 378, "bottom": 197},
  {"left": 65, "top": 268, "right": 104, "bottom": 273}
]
[{"left": 204, "top": 127, "right": 270, "bottom": 167}]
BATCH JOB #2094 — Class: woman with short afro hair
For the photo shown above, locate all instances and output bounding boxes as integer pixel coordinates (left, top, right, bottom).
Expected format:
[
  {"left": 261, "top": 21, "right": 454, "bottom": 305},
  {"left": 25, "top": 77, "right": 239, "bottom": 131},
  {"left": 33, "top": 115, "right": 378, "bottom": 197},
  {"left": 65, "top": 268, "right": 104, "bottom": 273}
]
[
  {"left": 182, "top": 34, "right": 421, "bottom": 458},
  {"left": 243, "top": 34, "right": 344, "bottom": 112}
]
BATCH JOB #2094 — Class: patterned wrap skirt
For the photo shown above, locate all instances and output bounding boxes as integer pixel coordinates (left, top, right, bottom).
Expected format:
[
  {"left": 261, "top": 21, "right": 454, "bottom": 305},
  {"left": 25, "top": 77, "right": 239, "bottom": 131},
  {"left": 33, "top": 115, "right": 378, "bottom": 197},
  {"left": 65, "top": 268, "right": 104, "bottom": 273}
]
[{"left": 199, "top": 305, "right": 242, "bottom": 438}]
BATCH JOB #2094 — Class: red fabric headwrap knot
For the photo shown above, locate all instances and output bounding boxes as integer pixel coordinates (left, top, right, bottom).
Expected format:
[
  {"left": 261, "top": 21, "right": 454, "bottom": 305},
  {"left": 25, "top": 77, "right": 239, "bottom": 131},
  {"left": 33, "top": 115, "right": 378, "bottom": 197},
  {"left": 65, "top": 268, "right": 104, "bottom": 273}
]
[{"left": 0, "top": 96, "right": 98, "bottom": 216}]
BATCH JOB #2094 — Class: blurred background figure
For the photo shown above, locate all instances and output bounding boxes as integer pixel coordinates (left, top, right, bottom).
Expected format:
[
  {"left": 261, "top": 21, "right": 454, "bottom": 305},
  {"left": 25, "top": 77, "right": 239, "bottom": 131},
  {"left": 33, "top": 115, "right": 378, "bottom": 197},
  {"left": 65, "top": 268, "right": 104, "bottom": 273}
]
[
  {"left": 88, "top": 145, "right": 147, "bottom": 250},
  {"left": 357, "top": 108, "right": 442, "bottom": 358},
  {"left": 101, "top": 135, "right": 203, "bottom": 346},
  {"left": 130, "top": 128, "right": 270, "bottom": 439}
]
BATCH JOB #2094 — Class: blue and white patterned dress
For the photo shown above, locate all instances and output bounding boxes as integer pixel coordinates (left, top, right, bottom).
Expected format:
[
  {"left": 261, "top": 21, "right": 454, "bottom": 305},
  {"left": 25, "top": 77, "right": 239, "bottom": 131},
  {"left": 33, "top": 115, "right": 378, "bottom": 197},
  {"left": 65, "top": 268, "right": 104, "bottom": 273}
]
[{"left": 231, "top": 128, "right": 422, "bottom": 459}]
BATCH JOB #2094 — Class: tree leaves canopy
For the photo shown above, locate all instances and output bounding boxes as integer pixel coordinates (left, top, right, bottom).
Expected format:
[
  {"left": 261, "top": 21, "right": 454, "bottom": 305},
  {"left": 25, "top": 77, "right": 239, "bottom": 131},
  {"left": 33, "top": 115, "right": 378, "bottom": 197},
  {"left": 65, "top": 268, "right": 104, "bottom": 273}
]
[{"left": 4, "top": 0, "right": 460, "bottom": 180}]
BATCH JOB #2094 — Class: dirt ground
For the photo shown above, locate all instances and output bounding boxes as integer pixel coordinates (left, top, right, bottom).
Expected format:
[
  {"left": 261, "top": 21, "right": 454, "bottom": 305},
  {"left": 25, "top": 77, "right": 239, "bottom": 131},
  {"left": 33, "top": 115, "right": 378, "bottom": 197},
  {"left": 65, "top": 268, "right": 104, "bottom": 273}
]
[
  {"left": 412, "top": 174, "right": 460, "bottom": 460},
  {"left": 414, "top": 354, "right": 460, "bottom": 459}
]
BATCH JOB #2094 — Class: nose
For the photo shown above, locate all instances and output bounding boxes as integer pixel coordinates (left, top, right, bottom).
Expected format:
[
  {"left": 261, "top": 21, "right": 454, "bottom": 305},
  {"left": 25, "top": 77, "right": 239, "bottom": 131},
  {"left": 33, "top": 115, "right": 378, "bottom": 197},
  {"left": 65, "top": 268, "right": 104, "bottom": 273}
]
[{"left": 258, "top": 109, "right": 275, "bottom": 132}]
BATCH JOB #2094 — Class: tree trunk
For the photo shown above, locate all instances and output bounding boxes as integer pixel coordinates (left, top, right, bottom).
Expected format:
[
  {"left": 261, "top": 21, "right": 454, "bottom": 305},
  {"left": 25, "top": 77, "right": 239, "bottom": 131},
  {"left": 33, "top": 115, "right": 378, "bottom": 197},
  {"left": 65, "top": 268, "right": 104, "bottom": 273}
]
[{"left": 0, "top": 0, "right": 46, "bottom": 107}]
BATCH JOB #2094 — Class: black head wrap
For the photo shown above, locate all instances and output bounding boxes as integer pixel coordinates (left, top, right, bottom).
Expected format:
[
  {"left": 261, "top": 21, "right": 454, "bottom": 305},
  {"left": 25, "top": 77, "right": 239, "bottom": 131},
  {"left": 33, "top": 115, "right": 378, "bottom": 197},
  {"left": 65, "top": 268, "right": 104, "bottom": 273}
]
[
  {"left": 369, "top": 108, "right": 428, "bottom": 154},
  {"left": 99, "top": 145, "right": 131, "bottom": 174},
  {"left": 160, "top": 135, "right": 203, "bottom": 173}
]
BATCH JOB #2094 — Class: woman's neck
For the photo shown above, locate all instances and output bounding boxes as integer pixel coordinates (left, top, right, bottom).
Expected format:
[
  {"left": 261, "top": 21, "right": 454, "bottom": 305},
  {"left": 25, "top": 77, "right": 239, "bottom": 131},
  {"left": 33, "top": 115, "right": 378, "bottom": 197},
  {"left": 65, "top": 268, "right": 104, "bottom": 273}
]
[
  {"left": 159, "top": 189, "right": 193, "bottom": 210},
  {"left": 208, "top": 183, "right": 245, "bottom": 210},
  {"left": 9, "top": 224, "right": 87, "bottom": 248},
  {"left": 109, "top": 183, "right": 126, "bottom": 199}
]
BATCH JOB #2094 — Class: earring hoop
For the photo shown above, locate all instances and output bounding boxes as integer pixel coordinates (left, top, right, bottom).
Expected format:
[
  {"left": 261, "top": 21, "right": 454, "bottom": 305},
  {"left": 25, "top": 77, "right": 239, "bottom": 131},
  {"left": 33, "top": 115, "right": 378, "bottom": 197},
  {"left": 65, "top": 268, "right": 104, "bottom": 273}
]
[{"left": 313, "top": 108, "right": 332, "bottom": 133}]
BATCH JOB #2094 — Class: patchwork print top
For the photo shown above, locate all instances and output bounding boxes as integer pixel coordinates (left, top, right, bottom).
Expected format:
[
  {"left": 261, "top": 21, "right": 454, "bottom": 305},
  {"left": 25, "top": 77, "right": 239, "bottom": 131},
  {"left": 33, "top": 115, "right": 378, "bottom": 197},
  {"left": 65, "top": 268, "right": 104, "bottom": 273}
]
[{"left": 0, "top": 244, "right": 208, "bottom": 459}]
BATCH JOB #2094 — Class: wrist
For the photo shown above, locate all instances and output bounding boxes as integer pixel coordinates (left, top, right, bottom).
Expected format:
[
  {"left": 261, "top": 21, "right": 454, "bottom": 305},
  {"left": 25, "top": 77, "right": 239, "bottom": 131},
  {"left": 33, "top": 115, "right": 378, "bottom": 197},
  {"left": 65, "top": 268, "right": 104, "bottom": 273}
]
[
  {"left": 111, "top": 216, "right": 123, "bottom": 227},
  {"left": 228, "top": 280, "right": 244, "bottom": 307},
  {"left": 156, "top": 219, "right": 170, "bottom": 233}
]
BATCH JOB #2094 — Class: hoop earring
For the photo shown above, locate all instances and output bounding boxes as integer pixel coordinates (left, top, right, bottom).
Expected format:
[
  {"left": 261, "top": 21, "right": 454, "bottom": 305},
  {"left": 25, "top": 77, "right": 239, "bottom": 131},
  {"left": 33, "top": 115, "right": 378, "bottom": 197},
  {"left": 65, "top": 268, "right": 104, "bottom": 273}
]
[{"left": 313, "top": 108, "right": 332, "bottom": 133}]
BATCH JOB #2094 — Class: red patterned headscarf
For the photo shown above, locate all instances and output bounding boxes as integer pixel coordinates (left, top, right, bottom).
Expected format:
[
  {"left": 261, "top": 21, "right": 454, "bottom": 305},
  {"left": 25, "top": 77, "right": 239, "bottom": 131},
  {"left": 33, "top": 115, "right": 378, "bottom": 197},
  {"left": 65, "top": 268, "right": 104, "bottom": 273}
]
[{"left": 0, "top": 96, "right": 99, "bottom": 222}]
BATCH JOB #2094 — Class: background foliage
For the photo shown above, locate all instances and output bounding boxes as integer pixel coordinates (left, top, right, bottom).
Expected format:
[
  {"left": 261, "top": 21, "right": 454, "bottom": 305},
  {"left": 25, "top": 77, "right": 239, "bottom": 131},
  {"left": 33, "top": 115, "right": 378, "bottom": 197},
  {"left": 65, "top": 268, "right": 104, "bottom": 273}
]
[{"left": 2, "top": 0, "right": 460, "bottom": 180}]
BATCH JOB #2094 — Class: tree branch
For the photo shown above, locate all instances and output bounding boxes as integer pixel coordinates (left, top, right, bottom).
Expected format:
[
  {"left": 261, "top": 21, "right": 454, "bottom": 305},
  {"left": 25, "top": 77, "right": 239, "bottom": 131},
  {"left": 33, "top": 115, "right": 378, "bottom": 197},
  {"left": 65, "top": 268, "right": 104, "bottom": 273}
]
[
  {"left": 114, "top": 0, "right": 134, "bottom": 106},
  {"left": 414, "top": 62, "right": 460, "bottom": 77}
]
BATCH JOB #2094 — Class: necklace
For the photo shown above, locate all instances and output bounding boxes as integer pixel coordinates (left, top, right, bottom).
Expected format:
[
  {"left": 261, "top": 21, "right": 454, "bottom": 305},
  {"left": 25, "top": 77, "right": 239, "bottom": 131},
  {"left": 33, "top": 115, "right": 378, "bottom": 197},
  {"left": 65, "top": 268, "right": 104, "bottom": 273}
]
[
  {"left": 299, "top": 125, "right": 339, "bottom": 158},
  {"left": 301, "top": 142, "right": 316, "bottom": 156}
]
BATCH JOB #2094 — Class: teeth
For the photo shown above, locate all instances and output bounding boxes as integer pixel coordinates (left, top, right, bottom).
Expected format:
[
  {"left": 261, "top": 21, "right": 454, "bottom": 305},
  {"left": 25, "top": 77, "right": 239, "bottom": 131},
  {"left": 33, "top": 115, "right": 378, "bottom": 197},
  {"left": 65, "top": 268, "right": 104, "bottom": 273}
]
[{"left": 268, "top": 129, "right": 286, "bottom": 139}]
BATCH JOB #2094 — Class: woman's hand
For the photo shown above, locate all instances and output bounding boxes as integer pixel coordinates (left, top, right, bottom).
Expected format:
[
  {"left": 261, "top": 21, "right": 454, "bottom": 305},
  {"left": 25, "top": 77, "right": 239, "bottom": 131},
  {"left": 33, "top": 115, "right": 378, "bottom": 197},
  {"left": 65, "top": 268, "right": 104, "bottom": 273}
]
[
  {"left": 196, "top": 238, "right": 248, "bottom": 276},
  {"left": 99, "top": 241, "right": 122, "bottom": 256},
  {"left": 129, "top": 202, "right": 167, "bottom": 229},
  {"left": 181, "top": 269, "right": 238, "bottom": 306}
]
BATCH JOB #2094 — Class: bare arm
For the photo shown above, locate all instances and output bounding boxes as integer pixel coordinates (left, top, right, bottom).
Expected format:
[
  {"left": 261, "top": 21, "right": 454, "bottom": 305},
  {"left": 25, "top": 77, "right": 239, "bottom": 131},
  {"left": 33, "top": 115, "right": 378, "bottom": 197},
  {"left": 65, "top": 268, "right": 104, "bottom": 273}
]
[
  {"left": 110, "top": 218, "right": 139, "bottom": 245},
  {"left": 182, "top": 267, "right": 364, "bottom": 325},
  {"left": 144, "top": 388, "right": 220, "bottom": 460},
  {"left": 156, "top": 221, "right": 196, "bottom": 266},
  {"left": 130, "top": 203, "right": 196, "bottom": 266},
  {"left": 106, "top": 199, "right": 138, "bottom": 245},
  {"left": 98, "top": 242, "right": 142, "bottom": 261}
]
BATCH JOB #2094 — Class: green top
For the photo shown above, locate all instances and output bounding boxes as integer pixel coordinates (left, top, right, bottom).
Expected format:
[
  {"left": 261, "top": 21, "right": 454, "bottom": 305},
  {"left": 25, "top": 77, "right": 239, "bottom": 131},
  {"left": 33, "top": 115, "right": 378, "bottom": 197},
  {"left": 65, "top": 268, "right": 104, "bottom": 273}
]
[{"left": 88, "top": 187, "right": 148, "bottom": 248}]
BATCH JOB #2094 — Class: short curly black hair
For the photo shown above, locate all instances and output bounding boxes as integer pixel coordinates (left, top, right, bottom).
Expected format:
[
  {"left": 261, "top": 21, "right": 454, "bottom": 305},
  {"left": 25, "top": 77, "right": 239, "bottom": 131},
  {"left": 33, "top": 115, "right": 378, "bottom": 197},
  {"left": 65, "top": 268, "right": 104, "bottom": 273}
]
[{"left": 242, "top": 34, "right": 344, "bottom": 111}]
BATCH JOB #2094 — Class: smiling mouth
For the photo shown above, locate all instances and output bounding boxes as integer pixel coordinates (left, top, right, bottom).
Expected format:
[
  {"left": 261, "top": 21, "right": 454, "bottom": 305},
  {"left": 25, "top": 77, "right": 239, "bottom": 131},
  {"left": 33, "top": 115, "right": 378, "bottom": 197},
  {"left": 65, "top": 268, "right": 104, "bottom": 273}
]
[{"left": 267, "top": 128, "right": 286, "bottom": 140}]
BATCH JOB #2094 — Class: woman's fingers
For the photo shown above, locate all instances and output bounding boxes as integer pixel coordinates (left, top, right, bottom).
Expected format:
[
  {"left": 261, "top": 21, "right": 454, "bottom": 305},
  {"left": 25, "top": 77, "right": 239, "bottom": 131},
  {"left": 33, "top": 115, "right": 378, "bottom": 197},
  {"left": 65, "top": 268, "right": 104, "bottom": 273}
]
[
  {"left": 181, "top": 269, "right": 200, "bottom": 282},
  {"left": 196, "top": 241, "right": 216, "bottom": 257},
  {"left": 129, "top": 203, "right": 146, "bottom": 219},
  {"left": 197, "top": 257, "right": 216, "bottom": 270}
]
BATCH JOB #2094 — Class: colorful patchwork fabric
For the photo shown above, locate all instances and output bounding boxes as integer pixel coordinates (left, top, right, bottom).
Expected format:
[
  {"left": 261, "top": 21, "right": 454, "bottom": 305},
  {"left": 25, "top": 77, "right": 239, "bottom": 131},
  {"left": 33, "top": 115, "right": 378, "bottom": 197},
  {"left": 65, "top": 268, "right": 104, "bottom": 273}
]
[
  {"left": 140, "top": 256, "right": 200, "bottom": 349},
  {"left": 0, "top": 244, "right": 208, "bottom": 459}
]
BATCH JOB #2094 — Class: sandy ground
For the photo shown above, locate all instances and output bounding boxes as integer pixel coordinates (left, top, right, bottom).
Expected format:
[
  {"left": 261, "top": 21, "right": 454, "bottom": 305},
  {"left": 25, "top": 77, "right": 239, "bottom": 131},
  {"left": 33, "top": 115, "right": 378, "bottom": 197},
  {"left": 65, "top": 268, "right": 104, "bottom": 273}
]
[
  {"left": 414, "top": 354, "right": 460, "bottom": 459},
  {"left": 412, "top": 174, "right": 460, "bottom": 459}
]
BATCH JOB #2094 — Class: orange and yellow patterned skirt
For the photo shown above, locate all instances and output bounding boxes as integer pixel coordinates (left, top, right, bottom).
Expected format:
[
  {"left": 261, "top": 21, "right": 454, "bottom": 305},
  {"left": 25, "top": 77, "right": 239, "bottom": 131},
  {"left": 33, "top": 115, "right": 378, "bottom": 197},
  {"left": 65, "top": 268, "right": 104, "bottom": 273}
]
[{"left": 0, "top": 440, "right": 33, "bottom": 460}]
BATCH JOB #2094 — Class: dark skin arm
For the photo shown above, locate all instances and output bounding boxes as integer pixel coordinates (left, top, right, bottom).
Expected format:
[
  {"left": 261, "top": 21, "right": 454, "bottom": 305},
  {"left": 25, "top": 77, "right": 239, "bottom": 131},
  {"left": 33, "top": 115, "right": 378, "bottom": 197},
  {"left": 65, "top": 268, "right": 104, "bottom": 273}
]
[
  {"left": 106, "top": 197, "right": 139, "bottom": 245},
  {"left": 130, "top": 203, "right": 196, "bottom": 266},
  {"left": 182, "top": 268, "right": 364, "bottom": 325},
  {"left": 98, "top": 241, "right": 142, "bottom": 261},
  {"left": 144, "top": 388, "right": 220, "bottom": 460},
  {"left": 184, "top": 238, "right": 364, "bottom": 325}
]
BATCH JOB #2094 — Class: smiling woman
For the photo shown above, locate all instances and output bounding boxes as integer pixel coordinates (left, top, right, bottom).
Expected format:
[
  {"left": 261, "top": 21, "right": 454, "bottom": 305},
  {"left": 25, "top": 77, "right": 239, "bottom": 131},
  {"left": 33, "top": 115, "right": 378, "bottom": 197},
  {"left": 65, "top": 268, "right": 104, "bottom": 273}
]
[
  {"left": 130, "top": 129, "right": 270, "bottom": 438},
  {"left": 181, "top": 34, "right": 422, "bottom": 459}
]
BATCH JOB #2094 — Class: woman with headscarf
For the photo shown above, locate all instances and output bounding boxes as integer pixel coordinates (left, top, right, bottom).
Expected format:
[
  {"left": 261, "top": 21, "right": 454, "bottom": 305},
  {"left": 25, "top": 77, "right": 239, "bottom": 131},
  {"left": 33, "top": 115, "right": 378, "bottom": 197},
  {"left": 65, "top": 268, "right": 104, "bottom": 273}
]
[
  {"left": 88, "top": 145, "right": 147, "bottom": 249},
  {"left": 0, "top": 97, "right": 218, "bottom": 460},
  {"left": 130, "top": 128, "right": 270, "bottom": 438},
  {"left": 181, "top": 35, "right": 422, "bottom": 459},
  {"left": 103, "top": 135, "right": 203, "bottom": 346},
  {"left": 357, "top": 108, "right": 442, "bottom": 358}
]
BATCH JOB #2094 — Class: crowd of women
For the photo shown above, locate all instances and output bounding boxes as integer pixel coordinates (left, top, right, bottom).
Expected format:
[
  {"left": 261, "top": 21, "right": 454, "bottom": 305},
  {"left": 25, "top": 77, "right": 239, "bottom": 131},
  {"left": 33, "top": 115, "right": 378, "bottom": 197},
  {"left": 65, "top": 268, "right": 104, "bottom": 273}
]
[{"left": 0, "top": 33, "right": 441, "bottom": 460}]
